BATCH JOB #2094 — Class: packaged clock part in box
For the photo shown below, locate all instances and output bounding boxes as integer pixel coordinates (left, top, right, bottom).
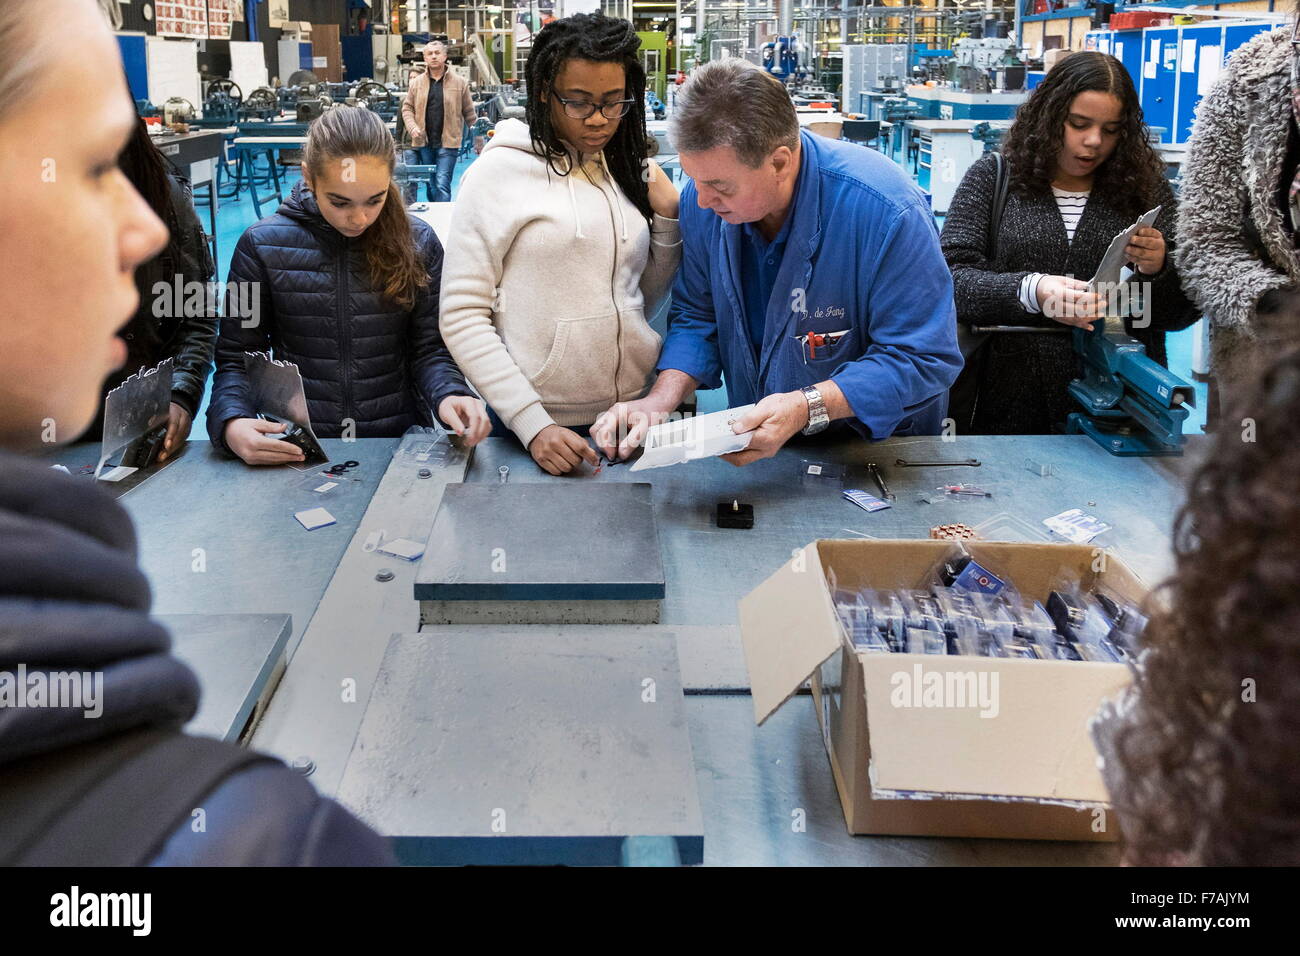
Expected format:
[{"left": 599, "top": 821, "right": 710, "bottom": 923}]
[{"left": 800, "top": 459, "right": 846, "bottom": 488}]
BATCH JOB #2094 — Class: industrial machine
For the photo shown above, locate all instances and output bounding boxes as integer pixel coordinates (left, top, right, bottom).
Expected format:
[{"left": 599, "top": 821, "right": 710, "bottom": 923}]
[
  {"left": 323, "top": 81, "right": 354, "bottom": 103},
  {"left": 761, "top": 35, "right": 804, "bottom": 83},
  {"left": 882, "top": 96, "right": 923, "bottom": 123},
  {"left": 912, "top": 50, "right": 951, "bottom": 85},
  {"left": 971, "top": 120, "right": 1006, "bottom": 153},
  {"left": 241, "top": 86, "right": 279, "bottom": 119},
  {"left": 645, "top": 89, "right": 666, "bottom": 121},
  {"left": 761, "top": 4, "right": 807, "bottom": 87},
  {"left": 161, "top": 96, "right": 196, "bottom": 127},
  {"left": 950, "top": 33, "right": 1024, "bottom": 93},
  {"left": 352, "top": 80, "right": 398, "bottom": 119},
  {"left": 1067, "top": 318, "right": 1195, "bottom": 457},
  {"left": 202, "top": 79, "right": 243, "bottom": 124},
  {"left": 296, "top": 92, "right": 333, "bottom": 123},
  {"left": 881, "top": 95, "right": 924, "bottom": 163}
]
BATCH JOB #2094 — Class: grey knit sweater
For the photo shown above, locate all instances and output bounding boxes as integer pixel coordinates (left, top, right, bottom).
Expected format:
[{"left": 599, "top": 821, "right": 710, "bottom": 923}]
[
  {"left": 942, "top": 153, "right": 1198, "bottom": 434},
  {"left": 1175, "top": 27, "right": 1300, "bottom": 396}
]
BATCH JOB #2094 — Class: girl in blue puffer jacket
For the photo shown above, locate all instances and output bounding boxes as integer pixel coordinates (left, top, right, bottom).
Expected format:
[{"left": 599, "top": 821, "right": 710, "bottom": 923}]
[{"left": 207, "top": 105, "right": 489, "bottom": 465}]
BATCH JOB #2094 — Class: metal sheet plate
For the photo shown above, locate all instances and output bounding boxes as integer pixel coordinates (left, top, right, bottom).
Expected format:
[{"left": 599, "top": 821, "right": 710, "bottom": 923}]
[
  {"left": 336, "top": 629, "right": 704, "bottom": 866},
  {"left": 414, "top": 482, "right": 665, "bottom": 601},
  {"left": 159, "top": 612, "right": 292, "bottom": 742}
]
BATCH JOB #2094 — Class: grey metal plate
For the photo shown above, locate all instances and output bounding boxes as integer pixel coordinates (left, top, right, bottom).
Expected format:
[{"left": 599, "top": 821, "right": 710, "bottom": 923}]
[
  {"left": 402, "top": 625, "right": 749, "bottom": 691},
  {"left": 464, "top": 435, "right": 1191, "bottom": 625},
  {"left": 105, "top": 439, "right": 394, "bottom": 659},
  {"left": 250, "top": 438, "right": 471, "bottom": 796},
  {"left": 414, "top": 482, "right": 665, "bottom": 601},
  {"left": 31, "top": 440, "right": 396, "bottom": 664},
  {"left": 336, "top": 629, "right": 704, "bottom": 866},
  {"left": 159, "top": 613, "right": 292, "bottom": 742}
]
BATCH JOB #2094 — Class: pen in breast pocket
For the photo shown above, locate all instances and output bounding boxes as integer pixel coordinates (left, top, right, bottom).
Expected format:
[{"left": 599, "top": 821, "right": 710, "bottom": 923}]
[{"left": 796, "top": 329, "right": 849, "bottom": 363}]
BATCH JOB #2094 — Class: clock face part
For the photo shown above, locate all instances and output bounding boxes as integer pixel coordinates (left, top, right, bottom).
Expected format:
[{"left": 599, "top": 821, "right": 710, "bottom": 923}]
[{"left": 143, "top": 4, "right": 154, "bottom": 22}]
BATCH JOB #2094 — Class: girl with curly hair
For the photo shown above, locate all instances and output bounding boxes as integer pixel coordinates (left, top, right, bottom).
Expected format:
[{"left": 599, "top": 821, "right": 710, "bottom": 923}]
[
  {"left": 438, "top": 13, "right": 682, "bottom": 475},
  {"left": 1093, "top": 310, "right": 1300, "bottom": 864},
  {"left": 940, "top": 51, "right": 1198, "bottom": 434}
]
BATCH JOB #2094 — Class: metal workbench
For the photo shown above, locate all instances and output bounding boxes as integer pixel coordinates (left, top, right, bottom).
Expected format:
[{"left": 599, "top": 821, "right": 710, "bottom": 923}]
[
  {"left": 42, "top": 434, "right": 1193, "bottom": 865},
  {"left": 259, "top": 433, "right": 1188, "bottom": 866},
  {"left": 37, "top": 438, "right": 399, "bottom": 661}
]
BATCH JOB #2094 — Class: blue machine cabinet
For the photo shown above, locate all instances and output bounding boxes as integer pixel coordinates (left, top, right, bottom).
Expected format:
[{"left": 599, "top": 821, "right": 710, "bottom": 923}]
[
  {"left": 1141, "top": 27, "right": 1180, "bottom": 142},
  {"left": 1175, "top": 25, "right": 1224, "bottom": 143},
  {"left": 1225, "top": 21, "right": 1273, "bottom": 57},
  {"left": 1110, "top": 29, "right": 1143, "bottom": 82},
  {"left": 1084, "top": 20, "right": 1275, "bottom": 146}
]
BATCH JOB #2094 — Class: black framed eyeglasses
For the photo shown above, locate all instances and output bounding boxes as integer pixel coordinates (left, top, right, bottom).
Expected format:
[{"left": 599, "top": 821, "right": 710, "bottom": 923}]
[{"left": 556, "top": 95, "right": 635, "bottom": 120}]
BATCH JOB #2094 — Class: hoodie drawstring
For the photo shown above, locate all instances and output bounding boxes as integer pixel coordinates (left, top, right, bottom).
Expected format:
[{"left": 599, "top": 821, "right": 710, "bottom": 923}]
[
  {"left": 566, "top": 174, "right": 585, "bottom": 239},
  {"left": 561, "top": 148, "right": 628, "bottom": 243},
  {"left": 598, "top": 151, "right": 629, "bottom": 243},
  {"left": 561, "top": 150, "right": 589, "bottom": 240}
]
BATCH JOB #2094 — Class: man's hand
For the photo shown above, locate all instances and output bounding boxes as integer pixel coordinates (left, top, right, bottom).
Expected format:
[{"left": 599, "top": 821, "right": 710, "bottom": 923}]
[
  {"left": 438, "top": 395, "right": 491, "bottom": 446},
  {"left": 721, "top": 390, "right": 809, "bottom": 467},
  {"left": 158, "top": 402, "right": 192, "bottom": 462},
  {"left": 591, "top": 397, "right": 675, "bottom": 462},
  {"left": 528, "top": 423, "right": 599, "bottom": 476},
  {"left": 223, "top": 417, "right": 307, "bottom": 466},
  {"left": 1125, "top": 226, "right": 1167, "bottom": 276}
]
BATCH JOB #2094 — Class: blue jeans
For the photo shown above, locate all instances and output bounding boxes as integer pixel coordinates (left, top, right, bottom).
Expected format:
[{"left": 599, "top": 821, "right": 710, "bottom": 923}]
[{"left": 402, "top": 145, "right": 458, "bottom": 203}]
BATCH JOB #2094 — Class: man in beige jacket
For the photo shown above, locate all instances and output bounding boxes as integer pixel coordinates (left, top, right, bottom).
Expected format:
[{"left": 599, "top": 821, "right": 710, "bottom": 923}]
[{"left": 400, "top": 40, "right": 477, "bottom": 202}]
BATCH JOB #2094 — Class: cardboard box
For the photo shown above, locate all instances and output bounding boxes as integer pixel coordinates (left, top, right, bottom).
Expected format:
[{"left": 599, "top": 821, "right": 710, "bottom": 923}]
[
  {"left": 1043, "top": 47, "right": 1072, "bottom": 72},
  {"left": 738, "top": 539, "right": 1144, "bottom": 841}
]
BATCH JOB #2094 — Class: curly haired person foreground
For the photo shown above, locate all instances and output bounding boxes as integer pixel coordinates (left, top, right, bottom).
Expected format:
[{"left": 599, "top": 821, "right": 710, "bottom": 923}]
[{"left": 1095, "top": 306, "right": 1300, "bottom": 865}]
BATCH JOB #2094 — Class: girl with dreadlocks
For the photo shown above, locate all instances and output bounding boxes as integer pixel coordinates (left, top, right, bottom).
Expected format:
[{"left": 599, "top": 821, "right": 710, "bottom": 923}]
[
  {"left": 439, "top": 13, "right": 681, "bottom": 475},
  {"left": 939, "top": 51, "right": 1197, "bottom": 435}
]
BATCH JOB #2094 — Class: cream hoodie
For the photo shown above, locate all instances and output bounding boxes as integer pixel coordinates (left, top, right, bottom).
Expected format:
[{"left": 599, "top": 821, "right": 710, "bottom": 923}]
[{"left": 439, "top": 118, "right": 682, "bottom": 446}]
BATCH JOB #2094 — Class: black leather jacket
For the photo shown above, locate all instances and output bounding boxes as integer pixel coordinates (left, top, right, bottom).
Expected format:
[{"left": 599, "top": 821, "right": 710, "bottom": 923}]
[{"left": 84, "top": 173, "right": 218, "bottom": 438}]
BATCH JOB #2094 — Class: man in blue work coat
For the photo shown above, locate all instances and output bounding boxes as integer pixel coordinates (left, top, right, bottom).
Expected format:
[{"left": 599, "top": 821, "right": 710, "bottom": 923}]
[{"left": 593, "top": 59, "right": 962, "bottom": 465}]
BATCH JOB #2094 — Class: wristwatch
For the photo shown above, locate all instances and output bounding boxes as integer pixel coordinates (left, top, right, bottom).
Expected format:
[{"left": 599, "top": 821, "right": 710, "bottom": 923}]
[{"left": 801, "top": 384, "right": 830, "bottom": 435}]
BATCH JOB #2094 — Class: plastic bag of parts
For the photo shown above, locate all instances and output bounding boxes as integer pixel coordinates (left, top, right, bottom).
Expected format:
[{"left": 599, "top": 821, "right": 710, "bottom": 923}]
[
  {"left": 392, "top": 426, "right": 452, "bottom": 467},
  {"left": 828, "top": 581, "right": 1148, "bottom": 663},
  {"left": 291, "top": 468, "right": 358, "bottom": 503},
  {"left": 799, "top": 458, "right": 846, "bottom": 489},
  {"left": 1045, "top": 585, "right": 1144, "bottom": 663},
  {"left": 921, "top": 543, "right": 1011, "bottom": 597}
]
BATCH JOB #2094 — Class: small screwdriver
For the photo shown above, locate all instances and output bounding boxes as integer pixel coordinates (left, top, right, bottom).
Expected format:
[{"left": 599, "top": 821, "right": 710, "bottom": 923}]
[{"left": 866, "top": 462, "right": 893, "bottom": 499}]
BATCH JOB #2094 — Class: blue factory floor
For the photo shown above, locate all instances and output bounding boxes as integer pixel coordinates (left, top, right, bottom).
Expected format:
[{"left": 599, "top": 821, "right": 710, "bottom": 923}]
[{"left": 193, "top": 145, "right": 1205, "bottom": 434}]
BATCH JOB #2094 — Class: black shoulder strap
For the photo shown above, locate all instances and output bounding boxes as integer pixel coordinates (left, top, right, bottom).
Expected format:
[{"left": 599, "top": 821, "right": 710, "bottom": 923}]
[
  {"left": 986, "top": 152, "right": 1011, "bottom": 261},
  {"left": 0, "top": 727, "right": 277, "bottom": 866}
]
